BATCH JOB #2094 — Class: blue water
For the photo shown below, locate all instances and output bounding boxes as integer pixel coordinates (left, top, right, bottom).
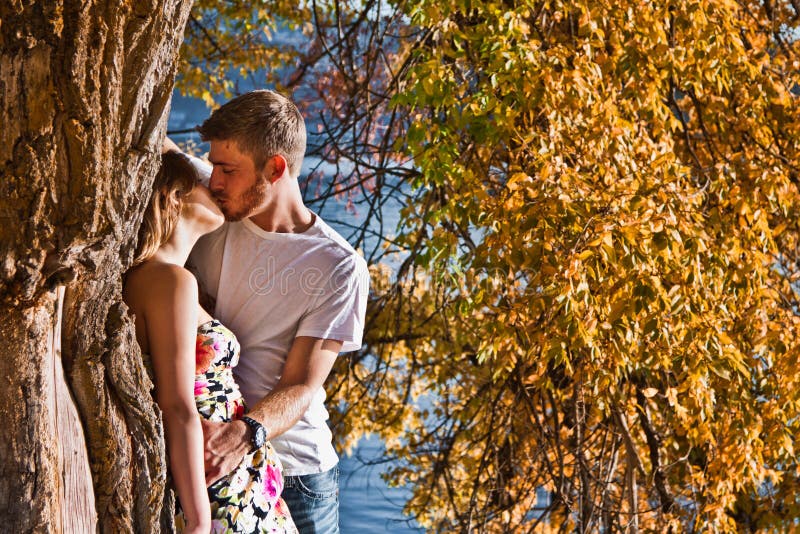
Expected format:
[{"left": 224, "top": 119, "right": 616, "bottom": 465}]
[
  {"left": 339, "top": 437, "right": 423, "bottom": 533},
  {"left": 169, "top": 92, "right": 422, "bottom": 533}
]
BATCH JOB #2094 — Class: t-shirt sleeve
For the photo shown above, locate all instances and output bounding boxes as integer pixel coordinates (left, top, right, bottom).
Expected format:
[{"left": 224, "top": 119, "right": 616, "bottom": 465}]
[
  {"left": 186, "top": 153, "right": 212, "bottom": 187},
  {"left": 295, "top": 255, "right": 370, "bottom": 353}
]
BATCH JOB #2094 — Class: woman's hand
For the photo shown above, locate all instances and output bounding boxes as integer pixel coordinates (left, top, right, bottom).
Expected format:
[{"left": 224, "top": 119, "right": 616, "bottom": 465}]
[{"left": 182, "top": 519, "right": 212, "bottom": 534}]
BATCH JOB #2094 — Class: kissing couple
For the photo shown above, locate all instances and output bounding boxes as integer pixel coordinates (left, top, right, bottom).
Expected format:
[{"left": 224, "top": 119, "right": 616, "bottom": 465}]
[{"left": 124, "top": 90, "right": 370, "bottom": 533}]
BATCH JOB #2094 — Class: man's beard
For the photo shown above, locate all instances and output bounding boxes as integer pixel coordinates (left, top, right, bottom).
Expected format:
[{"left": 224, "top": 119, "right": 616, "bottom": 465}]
[{"left": 218, "top": 173, "right": 268, "bottom": 221}]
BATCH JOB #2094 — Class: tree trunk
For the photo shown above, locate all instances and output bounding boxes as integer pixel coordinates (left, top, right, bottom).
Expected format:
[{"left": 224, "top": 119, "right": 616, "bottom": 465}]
[{"left": 0, "top": 1, "right": 192, "bottom": 531}]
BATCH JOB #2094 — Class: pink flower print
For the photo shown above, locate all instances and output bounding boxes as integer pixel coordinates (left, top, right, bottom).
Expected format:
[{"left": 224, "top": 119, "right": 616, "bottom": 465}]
[
  {"left": 195, "top": 336, "right": 215, "bottom": 374},
  {"left": 194, "top": 380, "right": 208, "bottom": 396},
  {"left": 263, "top": 463, "right": 282, "bottom": 499}
]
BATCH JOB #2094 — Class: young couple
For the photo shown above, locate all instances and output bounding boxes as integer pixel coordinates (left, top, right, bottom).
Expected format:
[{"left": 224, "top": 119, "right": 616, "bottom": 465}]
[{"left": 124, "top": 90, "right": 369, "bottom": 533}]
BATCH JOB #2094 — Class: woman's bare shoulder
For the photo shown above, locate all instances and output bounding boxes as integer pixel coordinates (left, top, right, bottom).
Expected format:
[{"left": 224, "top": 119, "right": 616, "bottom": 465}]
[{"left": 124, "top": 262, "right": 198, "bottom": 309}]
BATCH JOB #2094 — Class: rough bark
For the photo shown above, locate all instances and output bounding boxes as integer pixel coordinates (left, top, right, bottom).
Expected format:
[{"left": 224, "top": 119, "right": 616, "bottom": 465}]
[{"left": 0, "top": 1, "right": 192, "bottom": 531}]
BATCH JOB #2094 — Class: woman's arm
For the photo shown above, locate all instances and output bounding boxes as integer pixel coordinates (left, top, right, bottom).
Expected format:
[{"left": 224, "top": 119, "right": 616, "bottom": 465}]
[{"left": 138, "top": 265, "right": 210, "bottom": 533}]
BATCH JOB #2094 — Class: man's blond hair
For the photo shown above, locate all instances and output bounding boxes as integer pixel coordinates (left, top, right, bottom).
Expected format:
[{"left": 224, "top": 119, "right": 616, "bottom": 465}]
[{"left": 197, "top": 90, "right": 307, "bottom": 177}]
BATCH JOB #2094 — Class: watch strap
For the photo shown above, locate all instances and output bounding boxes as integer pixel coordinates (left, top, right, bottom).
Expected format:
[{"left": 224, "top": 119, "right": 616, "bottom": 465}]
[{"left": 241, "top": 416, "right": 266, "bottom": 451}]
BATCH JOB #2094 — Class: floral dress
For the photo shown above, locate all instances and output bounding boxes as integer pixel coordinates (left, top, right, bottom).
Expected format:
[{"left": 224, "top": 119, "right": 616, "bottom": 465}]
[{"left": 175, "top": 320, "right": 297, "bottom": 533}]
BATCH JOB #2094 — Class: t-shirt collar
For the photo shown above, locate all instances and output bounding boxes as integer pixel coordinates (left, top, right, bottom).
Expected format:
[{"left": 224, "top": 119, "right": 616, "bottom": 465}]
[{"left": 241, "top": 210, "right": 320, "bottom": 240}]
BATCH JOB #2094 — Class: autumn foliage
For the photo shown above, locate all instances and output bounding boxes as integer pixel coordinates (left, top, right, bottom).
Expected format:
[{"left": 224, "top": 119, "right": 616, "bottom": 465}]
[{"left": 179, "top": 1, "right": 800, "bottom": 531}]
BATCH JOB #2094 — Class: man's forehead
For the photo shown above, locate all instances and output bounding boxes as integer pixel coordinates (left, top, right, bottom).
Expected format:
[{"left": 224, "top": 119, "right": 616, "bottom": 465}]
[{"left": 208, "top": 139, "right": 246, "bottom": 164}]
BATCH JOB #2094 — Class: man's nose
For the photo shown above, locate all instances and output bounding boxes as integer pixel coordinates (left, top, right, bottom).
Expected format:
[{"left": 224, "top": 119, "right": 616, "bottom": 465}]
[{"left": 209, "top": 168, "right": 224, "bottom": 193}]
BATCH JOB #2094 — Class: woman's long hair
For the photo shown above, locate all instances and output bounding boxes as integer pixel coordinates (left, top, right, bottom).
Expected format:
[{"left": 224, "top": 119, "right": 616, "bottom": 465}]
[{"left": 132, "top": 151, "right": 198, "bottom": 266}]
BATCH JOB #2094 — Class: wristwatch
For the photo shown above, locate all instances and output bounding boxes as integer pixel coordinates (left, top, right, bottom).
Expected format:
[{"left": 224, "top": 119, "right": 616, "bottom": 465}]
[{"left": 241, "top": 416, "right": 267, "bottom": 451}]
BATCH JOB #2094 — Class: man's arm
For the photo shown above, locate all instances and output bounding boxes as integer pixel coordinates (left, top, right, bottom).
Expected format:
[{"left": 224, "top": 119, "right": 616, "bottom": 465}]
[
  {"left": 201, "top": 336, "right": 342, "bottom": 485},
  {"left": 247, "top": 336, "right": 342, "bottom": 436},
  {"left": 162, "top": 136, "right": 180, "bottom": 154}
]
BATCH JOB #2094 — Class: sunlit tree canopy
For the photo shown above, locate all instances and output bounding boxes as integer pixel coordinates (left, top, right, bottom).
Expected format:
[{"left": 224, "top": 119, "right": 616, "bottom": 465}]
[{"left": 179, "top": 1, "right": 800, "bottom": 531}]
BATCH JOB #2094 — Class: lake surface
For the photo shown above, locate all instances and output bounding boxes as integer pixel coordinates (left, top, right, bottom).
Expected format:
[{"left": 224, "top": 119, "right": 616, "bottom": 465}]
[
  {"left": 339, "top": 437, "right": 423, "bottom": 533},
  {"left": 170, "top": 92, "right": 423, "bottom": 533}
]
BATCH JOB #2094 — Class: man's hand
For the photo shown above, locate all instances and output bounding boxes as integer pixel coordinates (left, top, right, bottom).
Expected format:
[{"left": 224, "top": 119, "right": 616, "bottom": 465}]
[{"left": 200, "top": 418, "right": 251, "bottom": 487}]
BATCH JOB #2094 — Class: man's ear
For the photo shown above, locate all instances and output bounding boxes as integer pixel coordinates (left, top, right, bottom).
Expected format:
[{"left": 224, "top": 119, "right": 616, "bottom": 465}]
[{"left": 267, "top": 155, "right": 288, "bottom": 183}]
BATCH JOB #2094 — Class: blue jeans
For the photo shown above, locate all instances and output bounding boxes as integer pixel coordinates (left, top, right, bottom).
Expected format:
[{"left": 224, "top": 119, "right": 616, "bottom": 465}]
[{"left": 282, "top": 466, "right": 340, "bottom": 533}]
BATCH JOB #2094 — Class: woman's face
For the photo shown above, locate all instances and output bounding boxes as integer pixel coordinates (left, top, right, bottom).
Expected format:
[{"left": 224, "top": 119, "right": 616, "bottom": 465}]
[{"left": 181, "top": 182, "right": 225, "bottom": 234}]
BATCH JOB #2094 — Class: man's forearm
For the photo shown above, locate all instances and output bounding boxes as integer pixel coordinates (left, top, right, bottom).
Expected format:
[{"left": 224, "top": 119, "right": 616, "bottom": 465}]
[
  {"left": 162, "top": 136, "right": 180, "bottom": 154},
  {"left": 247, "top": 383, "right": 317, "bottom": 440}
]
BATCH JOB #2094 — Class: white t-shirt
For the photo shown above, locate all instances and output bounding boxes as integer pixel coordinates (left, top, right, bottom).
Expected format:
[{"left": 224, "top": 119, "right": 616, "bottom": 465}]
[{"left": 187, "top": 157, "right": 369, "bottom": 476}]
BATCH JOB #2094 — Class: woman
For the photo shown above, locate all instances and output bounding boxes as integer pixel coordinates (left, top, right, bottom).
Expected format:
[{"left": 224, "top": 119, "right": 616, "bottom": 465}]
[{"left": 124, "top": 151, "right": 296, "bottom": 533}]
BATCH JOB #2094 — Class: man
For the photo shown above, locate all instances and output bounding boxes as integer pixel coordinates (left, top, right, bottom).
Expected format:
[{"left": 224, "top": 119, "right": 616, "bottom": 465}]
[{"left": 177, "top": 90, "right": 369, "bottom": 533}]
